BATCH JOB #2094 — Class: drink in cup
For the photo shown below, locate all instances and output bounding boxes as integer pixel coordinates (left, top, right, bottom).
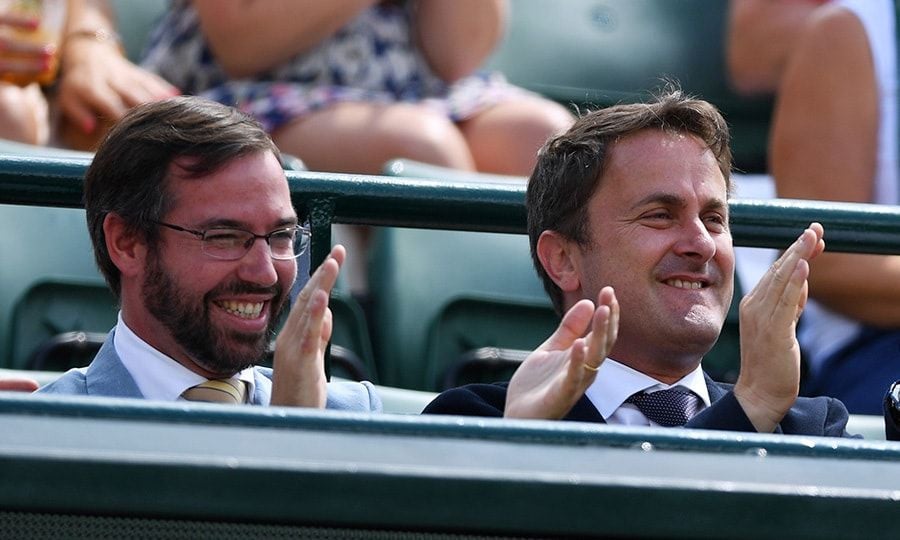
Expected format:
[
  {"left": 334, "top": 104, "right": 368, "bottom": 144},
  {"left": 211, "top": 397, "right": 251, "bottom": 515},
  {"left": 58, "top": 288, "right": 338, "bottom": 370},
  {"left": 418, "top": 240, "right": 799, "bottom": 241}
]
[{"left": 0, "top": 0, "right": 67, "bottom": 86}]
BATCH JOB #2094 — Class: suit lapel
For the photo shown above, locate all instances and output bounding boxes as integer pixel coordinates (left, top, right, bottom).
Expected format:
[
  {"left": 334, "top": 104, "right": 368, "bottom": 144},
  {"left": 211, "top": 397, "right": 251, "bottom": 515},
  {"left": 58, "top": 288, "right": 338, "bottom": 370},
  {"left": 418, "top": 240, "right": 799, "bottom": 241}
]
[
  {"left": 564, "top": 396, "right": 607, "bottom": 423},
  {"left": 251, "top": 367, "right": 273, "bottom": 405}
]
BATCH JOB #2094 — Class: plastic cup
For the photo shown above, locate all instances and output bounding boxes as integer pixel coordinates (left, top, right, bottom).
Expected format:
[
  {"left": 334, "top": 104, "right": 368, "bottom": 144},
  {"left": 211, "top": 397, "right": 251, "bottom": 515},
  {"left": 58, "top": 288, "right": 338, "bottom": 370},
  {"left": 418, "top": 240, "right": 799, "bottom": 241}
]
[{"left": 0, "top": 0, "right": 67, "bottom": 86}]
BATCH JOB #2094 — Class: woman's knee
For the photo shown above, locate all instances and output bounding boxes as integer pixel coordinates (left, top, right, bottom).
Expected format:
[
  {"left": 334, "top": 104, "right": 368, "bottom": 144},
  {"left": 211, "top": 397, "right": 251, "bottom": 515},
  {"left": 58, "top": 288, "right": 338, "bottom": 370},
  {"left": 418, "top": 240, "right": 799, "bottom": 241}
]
[
  {"left": 0, "top": 83, "right": 50, "bottom": 145},
  {"left": 461, "top": 97, "right": 574, "bottom": 175},
  {"left": 380, "top": 106, "right": 474, "bottom": 170}
]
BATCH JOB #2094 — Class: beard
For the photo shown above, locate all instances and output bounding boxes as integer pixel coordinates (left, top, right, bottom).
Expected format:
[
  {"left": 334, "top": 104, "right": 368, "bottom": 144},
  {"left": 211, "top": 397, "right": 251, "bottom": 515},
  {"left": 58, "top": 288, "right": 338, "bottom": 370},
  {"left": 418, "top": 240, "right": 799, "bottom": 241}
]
[{"left": 142, "top": 250, "right": 288, "bottom": 377}]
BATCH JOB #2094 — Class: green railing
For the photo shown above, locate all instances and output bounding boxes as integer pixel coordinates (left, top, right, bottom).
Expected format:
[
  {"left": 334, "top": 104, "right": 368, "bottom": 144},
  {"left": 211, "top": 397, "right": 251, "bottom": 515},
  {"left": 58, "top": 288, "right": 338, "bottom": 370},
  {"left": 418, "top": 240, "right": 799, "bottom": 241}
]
[
  {"left": 3, "top": 154, "right": 900, "bottom": 265},
  {"left": 1, "top": 393, "right": 899, "bottom": 539}
]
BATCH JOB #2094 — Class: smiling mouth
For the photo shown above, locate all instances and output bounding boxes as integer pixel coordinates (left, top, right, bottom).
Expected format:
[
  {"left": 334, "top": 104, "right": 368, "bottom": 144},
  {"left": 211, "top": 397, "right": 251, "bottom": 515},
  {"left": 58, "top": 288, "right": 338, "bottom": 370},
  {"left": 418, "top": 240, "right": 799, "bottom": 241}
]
[
  {"left": 216, "top": 300, "right": 264, "bottom": 319},
  {"left": 664, "top": 279, "right": 708, "bottom": 290}
]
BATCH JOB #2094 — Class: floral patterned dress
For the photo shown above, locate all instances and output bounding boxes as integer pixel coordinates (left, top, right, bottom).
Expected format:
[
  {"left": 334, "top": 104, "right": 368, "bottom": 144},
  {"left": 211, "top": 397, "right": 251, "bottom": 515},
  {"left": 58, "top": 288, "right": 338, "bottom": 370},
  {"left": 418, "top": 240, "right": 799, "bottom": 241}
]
[{"left": 141, "top": 1, "right": 530, "bottom": 132}]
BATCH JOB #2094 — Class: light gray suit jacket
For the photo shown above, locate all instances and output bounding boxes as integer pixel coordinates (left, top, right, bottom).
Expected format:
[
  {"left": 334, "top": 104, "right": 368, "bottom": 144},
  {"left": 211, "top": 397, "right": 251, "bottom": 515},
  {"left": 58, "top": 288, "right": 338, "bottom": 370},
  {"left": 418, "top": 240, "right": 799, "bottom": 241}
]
[{"left": 37, "top": 330, "right": 382, "bottom": 412}]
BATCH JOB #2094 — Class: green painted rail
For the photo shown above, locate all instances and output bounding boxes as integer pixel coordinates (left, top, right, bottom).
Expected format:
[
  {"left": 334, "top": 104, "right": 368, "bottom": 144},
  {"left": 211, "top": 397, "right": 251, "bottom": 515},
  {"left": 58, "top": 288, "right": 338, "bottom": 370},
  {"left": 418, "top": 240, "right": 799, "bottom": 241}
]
[
  {"left": 0, "top": 394, "right": 899, "bottom": 539},
  {"left": 1, "top": 155, "right": 900, "bottom": 269}
]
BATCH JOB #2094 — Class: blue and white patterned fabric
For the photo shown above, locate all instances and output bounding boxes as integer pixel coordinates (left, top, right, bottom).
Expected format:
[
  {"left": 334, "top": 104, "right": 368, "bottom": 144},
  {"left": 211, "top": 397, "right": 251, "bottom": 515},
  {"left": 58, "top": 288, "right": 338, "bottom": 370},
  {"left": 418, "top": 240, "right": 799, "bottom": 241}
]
[{"left": 141, "top": 1, "right": 532, "bottom": 132}]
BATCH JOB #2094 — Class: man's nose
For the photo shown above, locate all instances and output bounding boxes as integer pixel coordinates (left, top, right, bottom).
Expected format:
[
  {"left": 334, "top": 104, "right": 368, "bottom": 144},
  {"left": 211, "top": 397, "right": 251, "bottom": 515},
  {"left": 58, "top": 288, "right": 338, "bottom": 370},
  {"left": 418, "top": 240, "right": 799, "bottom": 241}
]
[
  {"left": 674, "top": 218, "right": 717, "bottom": 261},
  {"left": 237, "top": 238, "right": 279, "bottom": 286}
]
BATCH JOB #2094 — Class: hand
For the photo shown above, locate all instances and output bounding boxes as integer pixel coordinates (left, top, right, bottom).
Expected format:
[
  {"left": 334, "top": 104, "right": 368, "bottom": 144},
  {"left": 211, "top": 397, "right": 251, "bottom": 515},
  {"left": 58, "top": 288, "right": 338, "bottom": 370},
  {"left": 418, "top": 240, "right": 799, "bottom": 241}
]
[
  {"left": 734, "top": 223, "right": 825, "bottom": 432},
  {"left": 504, "top": 287, "right": 619, "bottom": 419},
  {"left": 0, "top": 14, "right": 55, "bottom": 76},
  {"left": 57, "top": 39, "right": 178, "bottom": 144},
  {"left": 0, "top": 376, "right": 39, "bottom": 392},
  {"left": 270, "top": 245, "right": 345, "bottom": 408}
]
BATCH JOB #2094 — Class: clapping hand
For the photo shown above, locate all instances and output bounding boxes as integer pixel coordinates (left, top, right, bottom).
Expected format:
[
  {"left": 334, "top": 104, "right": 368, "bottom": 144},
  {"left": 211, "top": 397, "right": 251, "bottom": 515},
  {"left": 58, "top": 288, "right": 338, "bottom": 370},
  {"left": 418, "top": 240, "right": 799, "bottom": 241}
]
[
  {"left": 504, "top": 286, "right": 619, "bottom": 419},
  {"left": 270, "top": 245, "right": 345, "bottom": 408}
]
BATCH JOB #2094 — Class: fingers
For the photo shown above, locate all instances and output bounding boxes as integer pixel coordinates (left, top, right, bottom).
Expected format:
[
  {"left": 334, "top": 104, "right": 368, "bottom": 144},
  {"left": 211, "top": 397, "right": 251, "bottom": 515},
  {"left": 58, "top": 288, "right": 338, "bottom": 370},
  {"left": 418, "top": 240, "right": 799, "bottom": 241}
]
[
  {"left": 0, "top": 14, "right": 40, "bottom": 29},
  {"left": 543, "top": 299, "right": 595, "bottom": 352},
  {"left": 282, "top": 244, "right": 345, "bottom": 334},
  {"left": 57, "top": 56, "right": 181, "bottom": 132},
  {"left": 0, "top": 377, "right": 39, "bottom": 392},
  {"left": 582, "top": 286, "right": 618, "bottom": 371},
  {"left": 754, "top": 223, "right": 822, "bottom": 307},
  {"left": 57, "top": 88, "right": 100, "bottom": 134}
]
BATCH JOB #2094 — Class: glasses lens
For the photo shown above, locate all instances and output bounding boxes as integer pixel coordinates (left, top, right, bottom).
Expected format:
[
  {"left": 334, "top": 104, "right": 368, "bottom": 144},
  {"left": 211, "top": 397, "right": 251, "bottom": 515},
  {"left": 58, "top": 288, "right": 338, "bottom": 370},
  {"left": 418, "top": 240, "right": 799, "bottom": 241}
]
[
  {"left": 278, "top": 226, "right": 310, "bottom": 260},
  {"left": 202, "top": 229, "right": 251, "bottom": 260},
  {"left": 269, "top": 227, "right": 300, "bottom": 259}
]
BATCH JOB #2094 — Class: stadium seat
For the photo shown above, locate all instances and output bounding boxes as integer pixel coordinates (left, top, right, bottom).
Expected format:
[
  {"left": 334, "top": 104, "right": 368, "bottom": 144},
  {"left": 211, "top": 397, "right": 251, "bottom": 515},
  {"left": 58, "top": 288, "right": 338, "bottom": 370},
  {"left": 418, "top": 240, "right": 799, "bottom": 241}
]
[
  {"left": 0, "top": 205, "right": 109, "bottom": 370},
  {"left": 426, "top": 297, "right": 557, "bottom": 390},
  {"left": 368, "top": 227, "right": 555, "bottom": 391},
  {"left": 328, "top": 288, "right": 377, "bottom": 382},
  {"left": 9, "top": 280, "right": 116, "bottom": 371},
  {"left": 484, "top": 0, "right": 773, "bottom": 173}
]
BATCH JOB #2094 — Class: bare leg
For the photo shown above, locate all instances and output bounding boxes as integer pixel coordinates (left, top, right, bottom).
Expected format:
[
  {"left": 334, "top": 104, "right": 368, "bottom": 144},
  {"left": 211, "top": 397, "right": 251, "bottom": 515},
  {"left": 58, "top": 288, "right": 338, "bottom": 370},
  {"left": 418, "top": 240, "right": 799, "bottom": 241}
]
[
  {"left": 458, "top": 95, "right": 574, "bottom": 176},
  {"left": 0, "top": 82, "right": 50, "bottom": 145},
  {"left": 272, "top": 101, "right": 476, "bottom": 174}
]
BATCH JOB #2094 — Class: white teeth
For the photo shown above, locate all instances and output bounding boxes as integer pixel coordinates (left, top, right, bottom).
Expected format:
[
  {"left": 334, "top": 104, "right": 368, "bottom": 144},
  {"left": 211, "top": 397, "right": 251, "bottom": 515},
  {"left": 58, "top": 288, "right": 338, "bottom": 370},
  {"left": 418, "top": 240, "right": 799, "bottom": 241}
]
[
  {"left": 667, "top": 279, "right": 704, "bottom": 290},
  {"left": 218, "top": 300, "right": 264, "bottom": 319}
]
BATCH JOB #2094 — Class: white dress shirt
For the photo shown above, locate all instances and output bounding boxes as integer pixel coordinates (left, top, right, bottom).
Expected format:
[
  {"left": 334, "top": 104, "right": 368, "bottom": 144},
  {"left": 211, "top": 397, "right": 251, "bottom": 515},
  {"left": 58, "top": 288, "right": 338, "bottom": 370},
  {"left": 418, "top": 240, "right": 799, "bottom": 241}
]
[
  {"left": 113, "top": 312, "right": 257, "bottom": 402},
  {"left": 583, "top": 358, "right": 711, "bottom": 426}
]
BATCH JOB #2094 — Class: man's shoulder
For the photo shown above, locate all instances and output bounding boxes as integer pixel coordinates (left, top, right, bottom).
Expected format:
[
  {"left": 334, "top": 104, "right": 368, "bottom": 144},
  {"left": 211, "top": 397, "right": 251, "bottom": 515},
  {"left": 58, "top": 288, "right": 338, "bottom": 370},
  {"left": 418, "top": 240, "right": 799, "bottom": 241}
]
[
  {"left": 422, "top": 383, "right": 509, "bottom": 417},
  {"left": 326, "top": 380, "right": 384, "bottom": 412},
  {"left": 35, "top": 368, "right": 90, "bottom": 395}
]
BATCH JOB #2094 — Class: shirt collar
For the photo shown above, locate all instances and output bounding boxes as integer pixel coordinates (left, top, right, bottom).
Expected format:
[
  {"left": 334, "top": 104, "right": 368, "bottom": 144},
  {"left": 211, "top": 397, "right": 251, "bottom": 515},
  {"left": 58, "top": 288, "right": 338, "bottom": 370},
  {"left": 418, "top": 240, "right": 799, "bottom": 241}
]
[
  {"left": 583, "top": 358, "right": 710, "bottom": 421},
  {"left": 114, "top": 312, "right": 257, "bottom": 402}
]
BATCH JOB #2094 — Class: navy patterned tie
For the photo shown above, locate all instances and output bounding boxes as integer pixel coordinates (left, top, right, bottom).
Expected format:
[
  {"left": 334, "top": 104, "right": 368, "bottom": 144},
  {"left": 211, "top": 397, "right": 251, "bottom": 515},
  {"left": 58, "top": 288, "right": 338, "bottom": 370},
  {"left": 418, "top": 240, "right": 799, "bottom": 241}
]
[{"left": 625, "top": 388, "right": 701, "bottom": 427}]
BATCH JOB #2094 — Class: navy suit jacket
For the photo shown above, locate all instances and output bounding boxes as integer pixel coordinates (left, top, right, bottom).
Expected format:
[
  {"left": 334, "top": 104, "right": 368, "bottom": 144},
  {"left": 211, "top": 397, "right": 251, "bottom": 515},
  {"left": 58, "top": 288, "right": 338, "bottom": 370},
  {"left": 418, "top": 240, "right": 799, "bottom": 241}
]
[
  {"left": 37, "top": 330, "right": 382, "bottom": 412},
  {"left": 423, "top": 373, "right": 854, "bottom": 437}
]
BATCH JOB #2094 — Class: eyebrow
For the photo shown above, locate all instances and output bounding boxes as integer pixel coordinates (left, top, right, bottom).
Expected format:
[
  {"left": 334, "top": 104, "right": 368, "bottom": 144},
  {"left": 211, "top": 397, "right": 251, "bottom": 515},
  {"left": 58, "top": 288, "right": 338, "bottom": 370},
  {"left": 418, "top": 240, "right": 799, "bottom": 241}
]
[
  {"left": 631, "top": 192, "right": 728, "bottom": 213},
  {"left": 197, "top": 216, "right": 299, "bottom": 230}
]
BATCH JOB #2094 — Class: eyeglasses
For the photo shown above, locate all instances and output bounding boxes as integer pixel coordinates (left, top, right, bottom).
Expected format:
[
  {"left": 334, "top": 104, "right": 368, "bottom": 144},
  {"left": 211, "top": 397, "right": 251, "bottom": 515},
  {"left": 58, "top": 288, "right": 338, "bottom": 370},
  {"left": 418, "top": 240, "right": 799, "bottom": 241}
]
[{"left": 154, "top": 221, "right": 310, "bottom": 261}]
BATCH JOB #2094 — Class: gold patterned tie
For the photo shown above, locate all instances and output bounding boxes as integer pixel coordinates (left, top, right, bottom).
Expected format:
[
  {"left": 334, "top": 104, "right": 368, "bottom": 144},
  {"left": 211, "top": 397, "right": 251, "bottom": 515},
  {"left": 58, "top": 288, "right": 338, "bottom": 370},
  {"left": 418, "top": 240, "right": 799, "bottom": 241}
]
[{"left": 181, "top": 378, "right": 247, "bottom": 404}]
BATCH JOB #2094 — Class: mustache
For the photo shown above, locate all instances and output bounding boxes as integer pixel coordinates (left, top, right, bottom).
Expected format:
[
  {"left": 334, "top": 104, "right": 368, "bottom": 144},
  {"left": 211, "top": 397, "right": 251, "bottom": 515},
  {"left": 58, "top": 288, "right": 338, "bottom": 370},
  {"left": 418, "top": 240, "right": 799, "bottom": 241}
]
[{"left": 206, "top": 280, "right": 283, "bottom": 299}]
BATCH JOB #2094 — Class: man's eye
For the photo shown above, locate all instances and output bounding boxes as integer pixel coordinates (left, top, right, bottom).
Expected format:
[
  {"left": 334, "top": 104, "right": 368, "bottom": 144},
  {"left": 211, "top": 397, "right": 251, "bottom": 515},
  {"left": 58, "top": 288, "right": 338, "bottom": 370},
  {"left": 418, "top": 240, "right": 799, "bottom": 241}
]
[
  {"left": 205, "top": 230, "right": 244, "bottom": 245},
  {"left": 269, "top": 230, "right": 295, "bottom": 242},
  {"left": 704, "top": 214, "right": 727, "bottom": 229}
]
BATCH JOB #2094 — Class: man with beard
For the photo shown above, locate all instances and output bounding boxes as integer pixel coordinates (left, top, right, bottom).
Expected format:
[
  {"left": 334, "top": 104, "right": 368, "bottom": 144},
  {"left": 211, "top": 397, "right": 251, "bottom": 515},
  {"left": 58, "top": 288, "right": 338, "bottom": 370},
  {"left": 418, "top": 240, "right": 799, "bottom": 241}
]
[
  {"left": 424, "top": 89, "right": 855, "bottom": 436},
  {"left": 37, "top": 96, "right": 380, "bottom": 410}
]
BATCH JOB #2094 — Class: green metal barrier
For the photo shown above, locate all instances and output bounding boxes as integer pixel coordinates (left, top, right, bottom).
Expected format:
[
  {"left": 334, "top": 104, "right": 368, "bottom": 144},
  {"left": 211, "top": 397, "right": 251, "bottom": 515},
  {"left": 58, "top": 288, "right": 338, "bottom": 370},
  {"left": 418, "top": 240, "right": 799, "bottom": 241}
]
[
  {"left": 0, "top": 393, "right": 898, "bottom": 539},
  {"left": 3, "top": 155, "right": 900, "bottom": 257}
]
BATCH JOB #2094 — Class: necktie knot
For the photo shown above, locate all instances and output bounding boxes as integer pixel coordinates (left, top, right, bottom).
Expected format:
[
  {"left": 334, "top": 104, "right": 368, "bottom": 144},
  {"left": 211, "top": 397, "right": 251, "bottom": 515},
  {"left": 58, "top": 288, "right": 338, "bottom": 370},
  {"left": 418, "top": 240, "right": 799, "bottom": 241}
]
[
  {"left": 181, "top": 378, "right": 247, "bottom": 405},
  {"left": 625, "top": 387, "right": 700, "bottom": 427}
]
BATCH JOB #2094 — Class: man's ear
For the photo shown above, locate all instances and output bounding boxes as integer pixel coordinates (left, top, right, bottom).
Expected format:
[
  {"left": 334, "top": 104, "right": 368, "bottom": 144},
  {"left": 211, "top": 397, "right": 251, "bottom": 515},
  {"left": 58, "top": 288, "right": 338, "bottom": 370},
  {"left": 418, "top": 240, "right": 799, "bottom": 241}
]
[
  {"left": 103, "top": 213, "right": 148, "bottom": 278},
  {"left": 536, "top": 230, "right": 582, "bottom": 293}
]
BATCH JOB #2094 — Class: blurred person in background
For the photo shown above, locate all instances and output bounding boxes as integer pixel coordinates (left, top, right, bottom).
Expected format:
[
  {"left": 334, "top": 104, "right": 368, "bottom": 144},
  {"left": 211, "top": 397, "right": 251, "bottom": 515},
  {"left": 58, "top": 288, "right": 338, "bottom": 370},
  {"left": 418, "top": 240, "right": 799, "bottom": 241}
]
[
  {"left": 729, "top": 0, "right": 900, "bottom": 414},
  {"left": 727, "top": 0, "right": 830, "bottom": 96},
  {"left": 0, "top": 0, "right": 177, "bottom": 149},
  {"left": 141, "top": 0, "right": 573, "bottom": 176}
]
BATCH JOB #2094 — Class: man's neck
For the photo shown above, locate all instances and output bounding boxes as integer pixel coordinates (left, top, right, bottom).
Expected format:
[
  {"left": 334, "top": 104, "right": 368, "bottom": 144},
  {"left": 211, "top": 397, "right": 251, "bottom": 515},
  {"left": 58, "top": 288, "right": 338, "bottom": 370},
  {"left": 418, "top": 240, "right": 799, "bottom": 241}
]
[{"left": 609, "top": 347, "right": 703, "bottom": 385}]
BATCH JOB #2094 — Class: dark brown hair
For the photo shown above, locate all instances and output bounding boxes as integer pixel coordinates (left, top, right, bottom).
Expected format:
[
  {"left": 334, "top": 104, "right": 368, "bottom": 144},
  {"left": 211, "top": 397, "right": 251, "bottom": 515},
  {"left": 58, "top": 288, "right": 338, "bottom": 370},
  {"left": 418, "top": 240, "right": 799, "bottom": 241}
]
[{"left": 526, "top": 88, "right": 733, "bottom": 313}]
